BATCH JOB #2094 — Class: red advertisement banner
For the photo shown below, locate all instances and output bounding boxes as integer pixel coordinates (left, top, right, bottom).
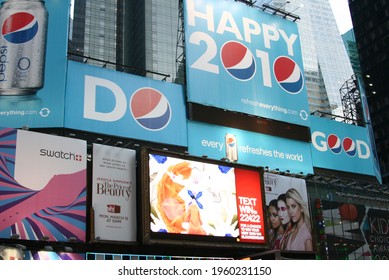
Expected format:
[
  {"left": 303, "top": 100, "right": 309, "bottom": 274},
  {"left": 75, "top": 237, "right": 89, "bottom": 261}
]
[{"left": 235, "top": 168, "right": 266, "bottom": 243}]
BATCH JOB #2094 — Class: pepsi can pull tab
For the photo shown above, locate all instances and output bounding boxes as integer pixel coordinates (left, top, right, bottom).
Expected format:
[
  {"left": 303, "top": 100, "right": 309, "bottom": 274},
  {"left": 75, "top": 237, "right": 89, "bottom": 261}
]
[
  {"left": 225, "top": 133, "right": 238, "bottom": 162},
  {"left": 0, "top": 0, "right": 48, "bottom": 95}
]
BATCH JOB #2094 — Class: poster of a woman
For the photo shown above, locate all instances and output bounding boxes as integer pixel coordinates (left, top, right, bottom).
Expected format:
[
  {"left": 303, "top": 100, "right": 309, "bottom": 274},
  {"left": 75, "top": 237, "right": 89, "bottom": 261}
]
[{"left": 264, "top": 173, "right": 313, "bottom": 252}]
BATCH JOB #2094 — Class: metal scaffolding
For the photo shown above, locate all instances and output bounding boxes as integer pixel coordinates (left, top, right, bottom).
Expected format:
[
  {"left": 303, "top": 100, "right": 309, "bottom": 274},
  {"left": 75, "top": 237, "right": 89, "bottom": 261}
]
[
  {"left": 175, "top": 0, "right": 186, "bottom": 84},
  {"left": 340, "top": 74, "right": 364, "bottom": 126}
]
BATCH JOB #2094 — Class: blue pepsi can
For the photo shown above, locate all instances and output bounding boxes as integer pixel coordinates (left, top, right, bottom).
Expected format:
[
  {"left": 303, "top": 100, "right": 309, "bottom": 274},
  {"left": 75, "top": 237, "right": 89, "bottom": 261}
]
[{"left": 0, "top": 0, "right": 48, "bottom": 95}]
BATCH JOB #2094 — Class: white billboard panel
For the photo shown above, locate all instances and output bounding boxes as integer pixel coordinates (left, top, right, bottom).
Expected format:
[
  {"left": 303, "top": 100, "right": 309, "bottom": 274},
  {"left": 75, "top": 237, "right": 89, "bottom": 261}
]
[{"left": 92, "top": 144, "right": 137, "bottom": 242}]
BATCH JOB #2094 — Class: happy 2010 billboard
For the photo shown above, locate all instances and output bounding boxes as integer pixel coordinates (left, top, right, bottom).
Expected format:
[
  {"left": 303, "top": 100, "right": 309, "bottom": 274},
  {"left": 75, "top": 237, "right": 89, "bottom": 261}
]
[{"left": 184, "top": 0, "right": 309, "bottom": 127}]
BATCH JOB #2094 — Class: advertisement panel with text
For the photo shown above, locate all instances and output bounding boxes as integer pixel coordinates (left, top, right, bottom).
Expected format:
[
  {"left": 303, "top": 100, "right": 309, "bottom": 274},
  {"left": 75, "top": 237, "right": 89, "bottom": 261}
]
[
  {"left": 184, "top": 0, "right": 310, "bottom": 126},
  {"left": 310, "top": 116, "right": 379, "bottom": 179},
  {"left": 188, "top": 121, "right": 313, "bottom": 175},
  {"left": 65, "top": 61, "right": 187, "bottom": 147},
  {"left": 92, "top": 144, "right": 137, "bottom": 242},
  {"left": 0, "top": 0, "right": 70, "bottom": 128},
  {"left": 0, "top": 127, "right": 87, "bottom": 242},
  {"left": 142, "top": 148, "right": 267, "bottom": 248}
]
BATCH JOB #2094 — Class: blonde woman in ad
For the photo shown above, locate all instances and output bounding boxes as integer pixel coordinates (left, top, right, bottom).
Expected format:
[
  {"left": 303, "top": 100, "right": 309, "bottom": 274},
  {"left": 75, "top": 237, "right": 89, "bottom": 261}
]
[{"left": 285, "top": 188, "right": 313, "bottom": 251}]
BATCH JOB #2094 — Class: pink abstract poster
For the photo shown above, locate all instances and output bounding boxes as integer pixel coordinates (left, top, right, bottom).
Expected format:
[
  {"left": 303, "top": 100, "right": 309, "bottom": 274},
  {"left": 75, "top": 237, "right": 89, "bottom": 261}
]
[{"left": 0, "top": 128, "right": 87, "bottom": 242}]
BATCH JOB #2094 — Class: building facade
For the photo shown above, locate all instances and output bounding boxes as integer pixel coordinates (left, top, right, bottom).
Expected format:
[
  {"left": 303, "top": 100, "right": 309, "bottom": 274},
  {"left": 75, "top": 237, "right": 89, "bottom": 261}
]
[
  {"left": 342, "top": 29, "right": 362, "bottom": 78},
  {"left": 69, "top": 0, "right": 179, "bottom": 81},
  {"left": 349, "top": 0, "right": 389, "bottom": 184},
  {"left": 69, "top": 0, "right": 125, "bottom": 70},
  {"left": 241, "top": 0, "right": 355, "bottom": 119}
]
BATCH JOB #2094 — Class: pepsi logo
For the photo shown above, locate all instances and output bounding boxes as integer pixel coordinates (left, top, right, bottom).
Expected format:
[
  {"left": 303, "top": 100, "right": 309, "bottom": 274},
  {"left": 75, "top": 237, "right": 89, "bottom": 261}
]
[
  {"left": 220, "top": 41, "right": 256, "bottom": 81},
  {"left": 312, "top": 131, "right": 371, "bottom": 159},
  {"left": 130, "top": 88, "right": 171, "bottom": 131},
  {"left": 226, "top": 136, "right": 236, "bottom": 147},
  {"left": 342, "top": 137, "right": 357, "bottom": 157},
  {"left": 2, "top": 12, "right": 39, "bottom": 44},
  {"left": 327, "top": 134, "right": 342, "bottom": 154},
  {"left": 327, "top": 135, "right": 357, "bottom": 156},
  {"left": 273, "top": 56, "right": 304, "bottom": 94}
]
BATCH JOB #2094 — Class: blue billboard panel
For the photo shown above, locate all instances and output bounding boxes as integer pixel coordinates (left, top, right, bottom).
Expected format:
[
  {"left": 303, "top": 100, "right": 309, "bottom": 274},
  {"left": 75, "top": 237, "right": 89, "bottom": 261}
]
[
  {"left": 184, "top": 0, "right": 309, "bottom": 126},
  {"left": 310, "top": 116, "right": 380, "bottom": 180},
  {"left": 65, "top": 61, "right": 188, "bottom": 146},
  {"left": 188, "top": 121, "right": 313, "bottom": 175},
  {"left": 0, "top": 0, "right": 70, "bottom": 128}
]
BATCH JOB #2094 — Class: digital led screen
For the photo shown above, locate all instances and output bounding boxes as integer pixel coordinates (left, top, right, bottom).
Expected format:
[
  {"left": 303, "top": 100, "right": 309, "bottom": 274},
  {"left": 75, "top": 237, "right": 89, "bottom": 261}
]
[{"left": 141, "top": 148, "right": 267, "bottom": 249}]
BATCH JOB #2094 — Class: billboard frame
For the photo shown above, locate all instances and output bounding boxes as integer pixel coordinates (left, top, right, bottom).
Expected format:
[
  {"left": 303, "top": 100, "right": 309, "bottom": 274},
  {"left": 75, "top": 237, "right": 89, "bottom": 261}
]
[{"left": 140, "top": 146, "right": 269, "bottom": 250}]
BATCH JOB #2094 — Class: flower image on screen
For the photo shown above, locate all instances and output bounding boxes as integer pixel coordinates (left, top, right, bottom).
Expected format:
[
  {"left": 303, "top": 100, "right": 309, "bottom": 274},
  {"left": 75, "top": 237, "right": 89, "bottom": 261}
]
[
  {"left": 146, "top": 151, "right": 267, "bottom": 245},
  {"left": 149, "top": 154, "right": 239, "bottom": 238}
]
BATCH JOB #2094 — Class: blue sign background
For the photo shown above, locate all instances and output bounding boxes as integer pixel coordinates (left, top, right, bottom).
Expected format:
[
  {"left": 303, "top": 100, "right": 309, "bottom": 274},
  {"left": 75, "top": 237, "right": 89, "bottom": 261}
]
[
  {"left": 310, "top": 116, "right": 379, "bottom": 179},
  {"left": 0, "top": 0, "right": 70, "bottom": 128},
  {"left": 65, "top": 61, "right": 188, "bottom": 146},
  {"left": 188, "top": 121, "right": 313, "bottom": 175},
  {"left": 184, "top": 0, "right": 310, "bottom": 126}
]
